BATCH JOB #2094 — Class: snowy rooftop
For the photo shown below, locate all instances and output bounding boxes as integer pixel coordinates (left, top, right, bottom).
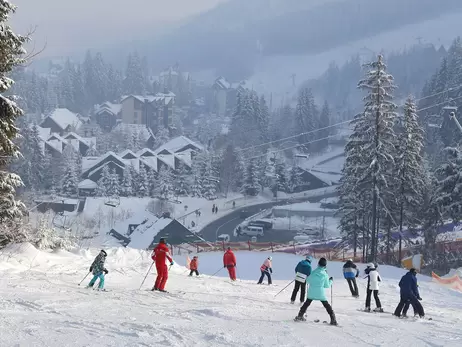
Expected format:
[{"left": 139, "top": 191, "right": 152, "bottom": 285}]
[
  {"left": 308, "top": 170, "right": 342, "bottom": 185},
  {"left": 77, "top": 179, "right": 98, "bottom": 189},
  {"left": 112, "top": 123, "right": 154, "bottom": 140},
  {"left": 44, "top": 108, "right": 82, "bottom": 131},
  {"left": 154, "top": 136, "right": 204, "bottom": 154},
  {"left": 127, "top": 217, "right": 173, "bottom": 249},
  {"left": 95, "top": 102, "right": 122, "bottom": 116}
]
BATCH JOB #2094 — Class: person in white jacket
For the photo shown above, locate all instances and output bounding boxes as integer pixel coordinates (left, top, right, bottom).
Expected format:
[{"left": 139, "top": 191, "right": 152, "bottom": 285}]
[{"left": 364, "top": 263, "right": 383, "bottom": 312}]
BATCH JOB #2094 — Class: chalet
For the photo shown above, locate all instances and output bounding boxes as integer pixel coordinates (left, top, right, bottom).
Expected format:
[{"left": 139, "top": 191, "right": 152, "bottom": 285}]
[
  {"left": 40, "top": 108, "right": 82, "bottom": 136},
  {"left": 120, "top": 91, "right": 175, "bottom": 132},
  {"left": 212, "top": 77, "right": 247, "bottom": 116},
  {"left": 43, "top": 131, "right": 96, "bottom": 157},
  {"left": 94, "top": 102, "right": 122, "bottom": 131}
]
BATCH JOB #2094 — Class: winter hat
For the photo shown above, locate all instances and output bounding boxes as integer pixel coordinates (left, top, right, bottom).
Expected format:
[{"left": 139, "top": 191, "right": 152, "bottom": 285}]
[
  {"left": 410, "top": 268, "right": 417, "bottom": 274},
  {"left": 193, "top": 256, "right": 198, "bottom": 259},
  {"left": 318, "top": 257, "right": 327, "bottom": 267},
  {"left": 227, "top": 247, "right": 231, "bottom": 251},
  {"left": 100, "top": 250, "right": 107, "bottom": 256},
  {"left": 268, "top": 256, "right": 272, "bottom": 260},
  {"left": 305, "top": 255, "right": 312, "bottom": 262},
  {"left": 367, "top": 263, "right": 374, "bottom": 268},
  {"left": 160, "top": 238, "right": 166, "bottom": 244},
  {"left": 348, "top": 258, "right": 353, "bottom": 262}
]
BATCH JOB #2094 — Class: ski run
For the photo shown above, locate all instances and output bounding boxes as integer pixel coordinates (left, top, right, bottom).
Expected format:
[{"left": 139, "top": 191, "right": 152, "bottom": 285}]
[{"left": 0, "top": 244, "right": 460, "bottom": 346}]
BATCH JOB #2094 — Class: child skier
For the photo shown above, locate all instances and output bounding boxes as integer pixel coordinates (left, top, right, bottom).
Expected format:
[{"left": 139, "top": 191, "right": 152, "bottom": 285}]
[
  {"left": 295, "top": 258, "right": 337, "bottom": 325},
  {"left": 87, "top": 250, "right": 108, "bottom": 290},
  {"left": 189, "top": 256, "right": 199, "bottom": 276},
  {"left": 291, "top": 255, "right": 312, "bottom": 304},
  {"left": 258, "top": 256, "right": 273, "bottom": 285},
  {"left": 152, "top": 238, "right": 174, "bottom": 292},
  {"left": 364, "top": 263, "right": 383, "bottom": 312}
]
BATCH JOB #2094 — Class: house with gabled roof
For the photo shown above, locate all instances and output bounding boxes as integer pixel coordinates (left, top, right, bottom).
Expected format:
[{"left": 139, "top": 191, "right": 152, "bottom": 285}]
[
  {"left": 212, "top": 77, "right": 247, "bottom": 116},
  {"left": 40, "top": 108, "right": 82, "bottom": 135},
  {"left": 94, "top": 101, "right": 122, "bottom": 131}
]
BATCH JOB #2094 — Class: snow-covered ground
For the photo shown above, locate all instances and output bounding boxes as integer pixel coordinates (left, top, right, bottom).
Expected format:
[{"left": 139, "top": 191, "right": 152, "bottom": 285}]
[{"left": 1, "top": 244, "right": 461, "bottom": 346}]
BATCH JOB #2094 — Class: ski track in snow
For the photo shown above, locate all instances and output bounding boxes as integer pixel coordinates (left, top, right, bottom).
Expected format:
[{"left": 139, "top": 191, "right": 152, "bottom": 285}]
[{"left": 0, "top": 245, "right": 461, "bottom": 346}]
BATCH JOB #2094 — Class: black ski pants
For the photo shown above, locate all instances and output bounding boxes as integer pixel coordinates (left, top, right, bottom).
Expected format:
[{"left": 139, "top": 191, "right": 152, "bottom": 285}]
[
  {"left": 394, "top": 296, "right": 425, "bottom": 317},
  {"left": 291, "top": 281, "right": 306, "bottom": 302},
  {"left": 346, "top": 278, "right": 359, "bottom": 296},
  {"left": 258, "top": 270, "right": 272, "bottom": 284},
  {"left": 189, "top": 270, "right": 199, "bottom": 276},
  {"left": 365, "top": 289, "right": 381, "bottom": 308},
  {"left": 299, "top": 299, "right": 334, "bottom": 317}
]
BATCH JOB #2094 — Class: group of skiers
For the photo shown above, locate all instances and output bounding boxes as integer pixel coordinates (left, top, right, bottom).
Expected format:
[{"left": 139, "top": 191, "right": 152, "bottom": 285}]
[{"left": 86, "top": 246, "right": 425, "bottom": 323}]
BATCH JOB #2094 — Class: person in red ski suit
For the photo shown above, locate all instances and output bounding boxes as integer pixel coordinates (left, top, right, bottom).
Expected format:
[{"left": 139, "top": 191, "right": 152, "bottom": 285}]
[
  {"left": 223, "top": 247, "right": 237, "bottom": 281},
  {"left": 152, "top": 238, "right": 174, "bottom": 292}
]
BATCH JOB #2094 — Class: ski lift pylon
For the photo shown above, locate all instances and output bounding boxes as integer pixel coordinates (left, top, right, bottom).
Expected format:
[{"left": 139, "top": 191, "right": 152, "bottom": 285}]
[{"left": 104, "top": 196, "right": 120, "bottom": 208}]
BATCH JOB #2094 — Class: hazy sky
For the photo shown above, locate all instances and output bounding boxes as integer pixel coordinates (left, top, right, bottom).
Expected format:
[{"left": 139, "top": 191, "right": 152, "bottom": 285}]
[{"left": 10, "top": 0, "right": 226, "bottom": 57}]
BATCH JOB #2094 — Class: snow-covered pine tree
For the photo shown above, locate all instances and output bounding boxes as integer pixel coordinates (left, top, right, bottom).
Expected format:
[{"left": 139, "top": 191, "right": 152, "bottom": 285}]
[
  {"left": 71, "top": 64, "right": 86, "bottom": 113},
  {"left": 435, "top": 146, "right": 462, "bottom": 221},
  {"left": 316, "top": 101, "right": 331, "bottom": 152},
  {"left": 86, "top": 144, "right": 99, "bottom": 157},
  {"left": 341, "top": 55, "right": 398, "bottom": 262},
  {"left": 95, "top": 165, "right": 111, "bottom": 196},
  {"left": 288, "top": 164, "right": 303, "bottom": 193},
  {"left": 275, "top": 159, "right": 288, "bottom": 193},
  {"left": 92, "top": 52, "right": 109, "bottom": 104},
  {"left": 202, "top": 157, "right": 219, "bottom": 199},
  {"left": 242, "top": 161, "right": 261, "bottom": 196},
  {"left": 394, "top": 96, "right": 427, "bottom": 259},
  {"left": 295, "top": 88, "right": 318, "bottom": 152},
  {"left": 173, "top": 162, "right": 189, "bottom": 196},
  {"left": 120, "top": 165, "right": 133, "bottom": 197},
  {"left": 60, "top": 59, "right": 74, "bottom": 110},
  {"left": 154, "top": 126, "right": 170, "bottom": 149},
  {"left": 190, "top": 153, "right": 207, "bottom": 198},
  {"left": 107, "top": 168, "right": 120, "bottom": 197},
  {"left": 137, "top": 164, "right": 149, "bottom": 197},
  {"left": 0, "top": 1, "right": 27, "bottom": 229},
  {"left": 147, "top": 168, "right": 156, "bottom": 198},
  {"left": 124, "top": 52, "right": 145, "bottom": 95},
  {"left": 29, "top": 124, "right": 45, "bottom": 190},
  {"left": 259, "top": 95, "right": 270, "bottom": 144},
  {"left": 156, "top": 166, "right": 174, "bottom": 199},
  {"left": 129, "top": 164, "right": 139, "bottom": 196},
  {"left": 61, "top": 165, "right": 78, "bottom": 197}
]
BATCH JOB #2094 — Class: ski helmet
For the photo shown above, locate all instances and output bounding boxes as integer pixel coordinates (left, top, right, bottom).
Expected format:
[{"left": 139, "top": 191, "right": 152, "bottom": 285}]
[
  {"left": 268, "top": 256, "right": 272, "bottom": 260},
  {"left": 318, "top": 257, "right": 327, "bottom": 267},
  {"left": 306, "top": 255, "right": 312, "bottom": 262},
  {"left": 100, "top": 250, "right": 107, "bottom": 256},
  {"left": 367, "top": 263, "right": 374, "bottom": 268}
]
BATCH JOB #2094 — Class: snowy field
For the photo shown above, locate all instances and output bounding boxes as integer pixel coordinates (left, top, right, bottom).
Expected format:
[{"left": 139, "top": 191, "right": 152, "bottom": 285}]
[{"left": 1, "top": 245, "right": 462, "bottom": 346}]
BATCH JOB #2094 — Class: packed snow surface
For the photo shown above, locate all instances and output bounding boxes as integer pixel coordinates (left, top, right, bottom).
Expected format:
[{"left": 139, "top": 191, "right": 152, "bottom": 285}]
[{"left": 0, "top": 244, "right": 461, "bottom": 346}]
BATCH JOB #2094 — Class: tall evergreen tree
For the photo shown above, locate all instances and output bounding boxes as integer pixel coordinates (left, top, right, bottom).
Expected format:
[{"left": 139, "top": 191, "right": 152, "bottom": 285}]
[
  {"left": 316, "top": 101, "right": 331, "bottom": 151},
  {"left": 107, "top": 168, "right": 120, "bottom": 197},
  {"left": 124, "top": 52, "right": 145, "bottom": 95},
  {"left": 61, "top": 165, "right": 78, "bottom": 197},
  {"left": 295, "top": 88, "right": 318, "bottom": 152},
  {"left": 137, "top": 164, "right": 149, "bottom": 197},
  {"left": 0, "top": 1, "right": 27, "bottom": 227},
  {"left": 340, "top": 55, "right": 398, "bottom": 261},
  {"left": 96, "top": 165, "right": 111, "bottom": 197},
  {"left": 242, "top": 161, "right": 261, "bottom": 196},
  {"left": 120, "top": 165, "right": 133, "bottom": 197}
]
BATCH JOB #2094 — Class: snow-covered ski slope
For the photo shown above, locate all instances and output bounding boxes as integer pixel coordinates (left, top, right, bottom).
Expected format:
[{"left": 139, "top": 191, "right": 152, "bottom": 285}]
[{"left": 1, "top": 245, "right": 461, "bottom": 346}]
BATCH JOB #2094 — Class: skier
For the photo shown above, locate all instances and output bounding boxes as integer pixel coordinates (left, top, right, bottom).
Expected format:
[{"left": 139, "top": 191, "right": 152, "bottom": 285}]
[
  {"left": 257, "top": 256, "right": 273, "bottom": 285},
  {"left": 393, "top": 268, "right": 425, "bottom": 318},
  {"left": 343, "top": 258, "right": 359, "bottom": 297},
  {"left": 364, "top": 263, "right": 383, "bottom": 312},
  {"left": 291, "top": 255, "right": 312, "bottom": 304},
  {"left": 152, "top": 238, "right": 174, "bottom": 292},
  {"left": 233, "top": 201, "right": 236, "bottom": 209},
  {"left": 223, "top": 247, "right": 237, "bottom": 281},
  {"left": 215, "top": 206, "right": 219, "bottom": 214},
  {"left": 295, "top": 257, "right": 337, "bottom": 325},
  {"left": 87, "top": 250, "right": 108, "bottom": 290},
  {"left": 189, "top": 256, "right": 199, "bottom": 276},
  {"left": 212, "top": 205, "right": 216, "bottom": 214}
]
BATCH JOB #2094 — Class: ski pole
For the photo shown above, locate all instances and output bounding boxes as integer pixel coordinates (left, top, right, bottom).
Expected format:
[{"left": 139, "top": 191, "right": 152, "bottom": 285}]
[
  {"left": 78, "top": 272, "right": 91, "bottom": 286},
  {"left": 139, "top": 262, "right": 154, "bottom": 290},
  {"left": 274, "top": 279, "right": 295, "bottom": 298},
  {"left": 331, "top": 282, "right": 333, "bottom": 308},
  {"left": 211, "top": 267, "right": 224, "bottom": 277}
]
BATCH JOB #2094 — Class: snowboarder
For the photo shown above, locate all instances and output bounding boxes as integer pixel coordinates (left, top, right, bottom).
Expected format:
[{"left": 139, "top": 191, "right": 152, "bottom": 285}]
[
  {"left": 343, "top": 258, "right": 359, "bottom": 297},
  {"left": 295, "top": 257, "right": 337, "bottom": 325},
  {"left": 258, "top": 256, "right": 273, "bottom": 285},
  {"left": 87, "top": 250, "right": 108, "bottom": 290},
  {"left": 364, "top": 263, "right": 383, "bottom": 312},
  {"left": 189, "top": 256, "right": 199, "bottom": 276},
  {"left": 152, "top": 238, "right": 174, "bottom": 292},
  {"left": 223, "top": 247, "right": 237, "bottom": 281},
  {"left": 291, "top": 255, "right": 312, "bottom": 304},
  {"left": 393, "top": 268, "right": 425, "bottom": 318}
]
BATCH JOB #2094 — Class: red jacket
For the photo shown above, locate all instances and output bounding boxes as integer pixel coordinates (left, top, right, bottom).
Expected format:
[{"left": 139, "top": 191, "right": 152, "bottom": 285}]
[
  {"left": 190, "top": 258, "right": 198, "bottom": 270},
  {"left": 223, "top": 250, "right": 236, "bottom": 267},
  {"left": 152, "top": 243, "right": 172, "bottom": 264}
]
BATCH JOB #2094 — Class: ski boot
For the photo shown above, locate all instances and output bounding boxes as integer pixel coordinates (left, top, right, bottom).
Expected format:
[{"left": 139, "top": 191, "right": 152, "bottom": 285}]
[
  {"left": 364, "top": 307, "right": 371, "bottom": 312},
  {"left": 158, "top": 289, "right": 168, "bottom": 293},
  {"left": 373, "top": 307, "right": 384, "bottom": 313},
  {"left": 151, "top": 287, "right": 158, "bottom": 291},
  {"left": 294, "top": 314, "right": 306, "bottom": 322},
  {"left": 329, "top": 313, "right": 338, "bottom": 326}
]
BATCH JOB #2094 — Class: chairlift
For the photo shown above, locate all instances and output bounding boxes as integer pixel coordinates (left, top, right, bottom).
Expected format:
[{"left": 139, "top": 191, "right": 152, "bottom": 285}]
[{"left": 104, "top": 196, "right": 120, "bottom": 208}]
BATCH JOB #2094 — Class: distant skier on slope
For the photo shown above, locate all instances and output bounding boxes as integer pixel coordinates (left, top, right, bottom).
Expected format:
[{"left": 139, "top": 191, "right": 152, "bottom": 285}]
[
  {"left": 189, "top": 256, "right": 199, "bottom": 276},
  {"left": 294, "top": 257, "right": 337, "bottom": 325},
  {"left": 393, "top": 268, "right": 425, "bottom": 318},
  {"left": 364, "top": 263, "right": 383, "bottom": 312},
  {"left": 343, "top": 259, "right": 359, "bottom": 297},
  {"left": 257, "top": 256, "right": 273, "bottom": 285},
  {"left": 223, "top": 247, "right": 237, "bottom": 281},
  {"left": 291, "top": 255, "right": 312, "bottom": 304},
  {"left": 152, "top": 238, "right": 174, "bottom": 292},
  {"left": 87, "top": 250, "right": 108, "bottom": 290}
]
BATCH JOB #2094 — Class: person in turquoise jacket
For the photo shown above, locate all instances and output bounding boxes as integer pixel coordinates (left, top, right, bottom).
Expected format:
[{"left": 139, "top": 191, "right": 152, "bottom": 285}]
[{"left": 294, "top": 257, "right": 337, "bottom": 325}]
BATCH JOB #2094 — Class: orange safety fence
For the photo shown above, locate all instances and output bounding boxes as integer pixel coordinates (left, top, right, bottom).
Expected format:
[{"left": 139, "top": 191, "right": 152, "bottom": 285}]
[{"left": 431, "top": 271, "right": 462, "bottom": 292}]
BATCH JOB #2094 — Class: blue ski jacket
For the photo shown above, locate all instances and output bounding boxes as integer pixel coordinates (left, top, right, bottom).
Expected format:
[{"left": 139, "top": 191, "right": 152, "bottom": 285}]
[
  {"left": 295, "top": 260, "right": 312, "bottom": 277},
  {"left": 399, "top": 271, "right": 420, "bottom": 299}
]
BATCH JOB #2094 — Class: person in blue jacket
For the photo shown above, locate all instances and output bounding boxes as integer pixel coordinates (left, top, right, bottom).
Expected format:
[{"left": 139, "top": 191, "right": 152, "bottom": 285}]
[
  {"left": 294, "top": 258, "right": 337, "bottom": 325},
  {"left": 393, "top": 268, "right": 425, "bottom": 318},
  {"left": 343, "top": 259, "right": 360, "bottom": 297},
  {"left": 290, "top": 255, "right": 312, "bottom": 304}
]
